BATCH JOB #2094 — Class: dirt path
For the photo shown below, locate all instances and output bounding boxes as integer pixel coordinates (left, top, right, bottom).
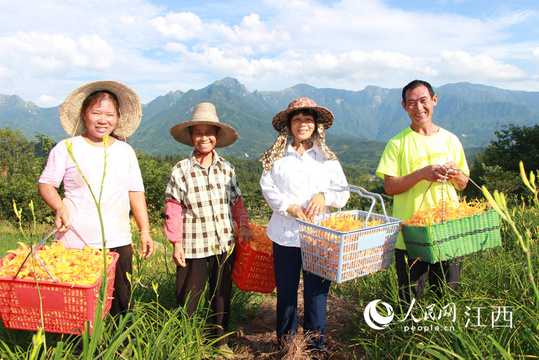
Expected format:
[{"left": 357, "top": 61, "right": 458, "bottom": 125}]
[{"left": 230, "top": 280, "right": 366, "bottom": 360}]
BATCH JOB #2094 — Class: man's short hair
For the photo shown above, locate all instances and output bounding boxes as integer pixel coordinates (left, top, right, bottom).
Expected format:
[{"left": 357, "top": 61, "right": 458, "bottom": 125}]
[{"left": 402, "top": 80, "right": 435, "bottom": 103}]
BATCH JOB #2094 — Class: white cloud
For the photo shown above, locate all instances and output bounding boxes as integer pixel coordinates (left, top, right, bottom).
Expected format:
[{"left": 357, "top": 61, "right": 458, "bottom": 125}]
[
  {"left": 151, "top": 12, "right": 203, "bottom": 41},
  {"left": 152, "top": 11, "right": 289, "bottom": 56},
  {"left": 163, "top": 42, "right": 188, "bottom": 53},
  {"left": 121, "top": 16, "right": 135, "bottom": 25},
  {"left": 36, "top": 95, "right": 58, "bottom": 108},
  {"left": 0, "top": 0, "right": 538, "bottom": 105},
  {"left": 0, "top": 32, "right": 115, "bottom": 75},
  {"left": 440, "top": 50, "right": 529, "bottom": 80}
]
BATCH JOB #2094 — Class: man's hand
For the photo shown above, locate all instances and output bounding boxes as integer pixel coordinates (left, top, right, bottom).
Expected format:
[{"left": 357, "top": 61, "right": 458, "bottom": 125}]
[{"left": 421, "top": 164, "right": 451, "bottom": 183}]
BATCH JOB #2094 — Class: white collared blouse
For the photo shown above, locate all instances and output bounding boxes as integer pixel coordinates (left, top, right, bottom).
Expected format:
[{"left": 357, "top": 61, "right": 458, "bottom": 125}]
[{"left": 260, "top": 142, "right": 349, "bottom": 247}]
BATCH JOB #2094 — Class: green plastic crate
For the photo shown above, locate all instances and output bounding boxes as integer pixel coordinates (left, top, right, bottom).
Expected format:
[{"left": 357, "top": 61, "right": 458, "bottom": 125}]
[{"left": 401, "top": 209, "right": 502, "bottom": 263}]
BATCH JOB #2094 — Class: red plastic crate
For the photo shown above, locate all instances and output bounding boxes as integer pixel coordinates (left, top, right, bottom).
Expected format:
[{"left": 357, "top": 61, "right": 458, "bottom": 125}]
[
  {"left": 0, "top": 249, "right": 118, "bottom": 335},
  {"left": 232, "top": 240, "right": 275, "bottom": 293}
]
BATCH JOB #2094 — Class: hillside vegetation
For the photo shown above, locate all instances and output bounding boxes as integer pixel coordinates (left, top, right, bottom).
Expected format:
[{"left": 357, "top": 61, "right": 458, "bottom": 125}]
[{"left": 2, "top": 78, "right": 539, "bottom": 159}]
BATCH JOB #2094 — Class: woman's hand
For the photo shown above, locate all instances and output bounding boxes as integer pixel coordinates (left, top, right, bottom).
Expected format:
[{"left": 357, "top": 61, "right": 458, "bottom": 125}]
[
  {"left": 287, "top": 204, "right": 309, "bottom": 221},
  {"left": 140, "top": 232, "right": 154, "bottom": 259},
  {"left": 305, "top": 193, "right": 325, "bottom": 219},
  {"left": 238, "top": 225, "right": 253, "bottom": 243},
  {"left": 173, "top": 242, "right": 187, "bottom": 267},
  {"left": 55, "top": 204, "right": 71, "bottom": 233}
]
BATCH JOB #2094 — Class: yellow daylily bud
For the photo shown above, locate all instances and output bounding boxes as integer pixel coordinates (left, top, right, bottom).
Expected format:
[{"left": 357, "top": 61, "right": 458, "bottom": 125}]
[
  {"left": 482, "top": 186, "right": 508, "bottom": 221},
  {"left": 519, "top": 161, "right": 530, "bottom": 187}
]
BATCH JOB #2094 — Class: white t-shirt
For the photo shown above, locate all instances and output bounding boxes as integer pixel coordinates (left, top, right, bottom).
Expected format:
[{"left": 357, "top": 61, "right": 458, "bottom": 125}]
[{"left": 39, "top": 136, "right": 145, "bottom": 249}]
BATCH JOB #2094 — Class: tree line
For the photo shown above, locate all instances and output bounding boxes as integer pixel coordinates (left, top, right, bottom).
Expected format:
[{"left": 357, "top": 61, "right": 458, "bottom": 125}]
[{"left": 2, "top": 124, "right": 538, "bottom": 228}]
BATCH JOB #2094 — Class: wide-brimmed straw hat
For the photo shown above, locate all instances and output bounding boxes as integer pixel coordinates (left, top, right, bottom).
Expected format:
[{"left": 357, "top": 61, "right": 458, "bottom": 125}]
[
  {"left": 170, "top": 102, "right": 238, "bottom": 147},
  {"left": 59, "top": 80, "right": 142, "bottom": 140},
  {"left": 260, "top": 97, "right": 338, "bottom": 174},
  {"left": 272, "top": 97, "right": 334, "bottom": 133}
]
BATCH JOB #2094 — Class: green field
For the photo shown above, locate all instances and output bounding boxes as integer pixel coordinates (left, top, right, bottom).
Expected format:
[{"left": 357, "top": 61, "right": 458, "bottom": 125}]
[{"left": 1, "top": 192, "right": 538, "bottom": 360}]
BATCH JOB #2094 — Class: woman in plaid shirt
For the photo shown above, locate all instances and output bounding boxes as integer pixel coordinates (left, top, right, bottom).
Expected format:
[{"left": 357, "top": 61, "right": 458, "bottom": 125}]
[{"left": 163, "top": 102, "right": 252, "bottom": 355}]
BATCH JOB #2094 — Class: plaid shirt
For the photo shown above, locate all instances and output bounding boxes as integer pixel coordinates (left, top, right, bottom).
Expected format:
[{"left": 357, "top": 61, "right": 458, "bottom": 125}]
[{"left": 165, "top": 150, "right": 241, "bottom": 258}]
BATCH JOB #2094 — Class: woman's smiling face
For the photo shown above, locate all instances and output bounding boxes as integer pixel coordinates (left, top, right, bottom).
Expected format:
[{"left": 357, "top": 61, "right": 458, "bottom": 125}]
[
  {"left": 290, "top": 113, "right": 316, "bottom": 144},
  {"left": 190, "top": 124, "right": 218, "bottom": 154},
  {"left": 82, "top": 96, "right": 119, "bottom": 144}
]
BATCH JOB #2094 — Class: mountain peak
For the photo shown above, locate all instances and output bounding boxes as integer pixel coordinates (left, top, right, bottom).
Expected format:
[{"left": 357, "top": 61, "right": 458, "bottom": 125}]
[{"left": 211, "top": 77, "right": 251, "bottom": 95}]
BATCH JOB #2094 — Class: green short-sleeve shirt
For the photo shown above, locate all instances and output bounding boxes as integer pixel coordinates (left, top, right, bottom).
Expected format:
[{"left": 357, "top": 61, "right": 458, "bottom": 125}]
[{"left": 376, "top": 127, "right": 469, "bottom": 250}]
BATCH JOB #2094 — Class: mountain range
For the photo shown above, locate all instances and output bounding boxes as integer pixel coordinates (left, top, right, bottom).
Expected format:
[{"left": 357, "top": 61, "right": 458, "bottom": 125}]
[{"left": 2, "top": 77, "right": 539, "bottom": 170}]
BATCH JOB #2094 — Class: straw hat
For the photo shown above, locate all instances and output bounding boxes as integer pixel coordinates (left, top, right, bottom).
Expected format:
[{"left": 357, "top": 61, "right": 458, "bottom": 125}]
[
  {"left": 59, "top": 80, "right": 142, "bottom": 140},
  {"left": 272, "top": 97, "right": 334, "bottom": 133},
  {"left": 170, "top": 102, "right": 238, "bottom": 147}
]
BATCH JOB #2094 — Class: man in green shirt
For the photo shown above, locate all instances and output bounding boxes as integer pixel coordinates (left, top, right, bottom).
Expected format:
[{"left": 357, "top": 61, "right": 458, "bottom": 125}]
[{"left": 376, "top": 80, "right": 469, "bottom": 312}]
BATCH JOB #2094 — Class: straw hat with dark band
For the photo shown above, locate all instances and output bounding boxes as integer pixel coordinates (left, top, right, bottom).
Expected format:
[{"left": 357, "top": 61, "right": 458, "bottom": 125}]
[
  {"left": 170, "top": 102, "right": 238, "bottom": 148},
  {"left": 271, "top": 97, "right": 334, "bottom": 133},
  {"left": 59, "top": 80, "right": 142, "bottom": 140}
]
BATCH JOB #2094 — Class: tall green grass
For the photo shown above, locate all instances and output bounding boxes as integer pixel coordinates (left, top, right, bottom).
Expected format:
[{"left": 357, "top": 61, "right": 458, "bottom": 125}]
[
  {"left": 2, "top": 163, "right": 539, "bottom": 358},
  {"left": 2, "top": 211, "right": 538, "bottom": 359},
  {"left": 345, "top": 245, "right": 539, "bottom": 359},
  {"left": 0, "top": 231, "right": 237, "bottom": 359}
]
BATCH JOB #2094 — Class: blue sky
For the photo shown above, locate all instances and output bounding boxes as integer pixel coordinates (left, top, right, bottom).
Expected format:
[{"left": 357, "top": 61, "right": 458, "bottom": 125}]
[{"left": 0, "top": 0, "right": 538, "bottom": 107}]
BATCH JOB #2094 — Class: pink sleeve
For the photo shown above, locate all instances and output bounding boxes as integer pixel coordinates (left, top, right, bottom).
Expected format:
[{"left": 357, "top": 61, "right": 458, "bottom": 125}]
[
  {"left": 232, "top": 196, "right": 249, "bottom": 229},
  {"left": 164, "top": 199, "right": 183, "bottom": 243}
]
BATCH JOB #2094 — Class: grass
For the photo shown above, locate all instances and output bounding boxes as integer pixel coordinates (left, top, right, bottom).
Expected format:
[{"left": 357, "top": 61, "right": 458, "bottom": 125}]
[
  {"left": 345, "top": 245, "right": 539, "bottom": 359},
  {"left": 0, "top": 228, "right": 236, "bottom": 359},
  {"left": 1, "top": 194, "right": 538, "bottom": 359}
]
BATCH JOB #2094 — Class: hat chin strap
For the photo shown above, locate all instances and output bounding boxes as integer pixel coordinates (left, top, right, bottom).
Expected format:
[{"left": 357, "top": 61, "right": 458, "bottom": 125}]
[{"left": 194, "top": 147, "right": 215, "bottom": 165}]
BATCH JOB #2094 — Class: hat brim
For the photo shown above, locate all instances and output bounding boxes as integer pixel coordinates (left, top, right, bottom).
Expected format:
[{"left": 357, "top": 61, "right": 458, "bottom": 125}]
[
  {"left": 170, "top": 121, "right": 239, "bottom": 148},
  {"left": 272, "top": 105, "right": 334, "bottom": 133},
  {"left": 59, "top": 80, "right": 142, "bottom": 140}
]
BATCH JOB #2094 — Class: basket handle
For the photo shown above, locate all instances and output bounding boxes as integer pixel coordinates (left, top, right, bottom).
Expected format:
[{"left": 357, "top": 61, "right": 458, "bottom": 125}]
[
  {"left": 12, "top": 226, "right": 88, "bottom": 282},
  {"left": 13, "top": 229, "right": 58, "bottom": 282},
  {"left": 347, "top": 185, "right": 390, "bottom": 222},
  {"left": 329, "top": 185, "right": 391, "bottom": 224}
]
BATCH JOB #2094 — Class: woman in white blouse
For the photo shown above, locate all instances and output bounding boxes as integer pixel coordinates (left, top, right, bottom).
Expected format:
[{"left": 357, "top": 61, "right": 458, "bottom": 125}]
[{"left": 259, "top": 98, "right": 349, "bottom": 356}]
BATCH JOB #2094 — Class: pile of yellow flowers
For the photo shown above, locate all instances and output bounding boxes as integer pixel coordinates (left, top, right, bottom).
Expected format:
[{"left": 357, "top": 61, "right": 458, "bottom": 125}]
[
  {"left": 234, "top": 220, "right": 273, "bottom": 254},
  {"left": 404, "top": 198, "right": 488, "bottom": 227},
  {"left": 0, "top": 242, "right": 114, "bottom": 286},
  {"left": 317, "top": 213, "right": 385, "bottom": 232}
]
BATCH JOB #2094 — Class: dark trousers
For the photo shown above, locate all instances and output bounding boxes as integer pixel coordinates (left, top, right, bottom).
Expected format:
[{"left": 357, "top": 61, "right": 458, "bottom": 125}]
[
  {"left": 176, "top": 250, "right": 236, "bottom": 346},
  {"left": 68, "top": 244, "right": 133, "bottom": 351},
  {"left": 109, "top": 244, "right": 133, "bottom": 318},
  {"left": 273, "top": 242, "right": 331, "bottom": 350},
  {"left": 395, "top": 249, "right": 462, "bottom": 313}
]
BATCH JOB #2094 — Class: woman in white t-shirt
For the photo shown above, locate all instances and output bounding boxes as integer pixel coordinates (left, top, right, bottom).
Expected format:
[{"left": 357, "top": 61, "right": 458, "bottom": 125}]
[{"left": 38, "top": 80, "right": 154, "bottom": 317}]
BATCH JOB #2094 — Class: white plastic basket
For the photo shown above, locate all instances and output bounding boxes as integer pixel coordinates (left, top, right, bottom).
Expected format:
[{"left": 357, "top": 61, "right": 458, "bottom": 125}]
[{"left": 298, "top": 185, "right": 402, "bottom": 284}]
